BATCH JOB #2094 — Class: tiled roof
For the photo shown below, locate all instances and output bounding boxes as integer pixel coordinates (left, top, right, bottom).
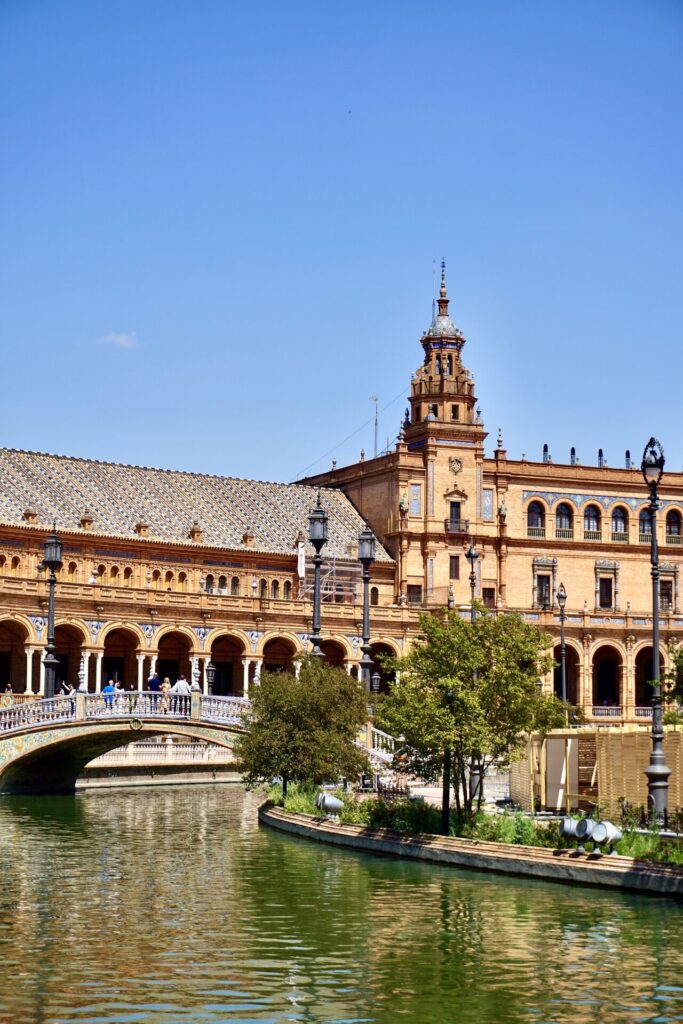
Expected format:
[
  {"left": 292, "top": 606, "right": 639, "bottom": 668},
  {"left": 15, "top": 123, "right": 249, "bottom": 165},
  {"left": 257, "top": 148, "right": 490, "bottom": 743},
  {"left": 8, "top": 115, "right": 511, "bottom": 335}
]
[{"left": 0, "top": 448, "right": 392, "bottom": 562}]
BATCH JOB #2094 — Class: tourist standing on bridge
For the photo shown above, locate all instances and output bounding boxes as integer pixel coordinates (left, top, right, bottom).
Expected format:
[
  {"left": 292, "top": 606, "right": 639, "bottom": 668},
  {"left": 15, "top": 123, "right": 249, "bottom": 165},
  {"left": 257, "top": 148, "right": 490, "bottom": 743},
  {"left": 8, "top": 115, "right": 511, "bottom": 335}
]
[
  {"left": 160, "top": 677, "right": 171, "bottom": 713},
  {"left": 102, "top": 679, "right": 116, "bottom": 710},
  {"left": 171, "top": 674, "right": 191, "bottom": 713},
  {"left": 148, "top": 670, "right": 161, "bottom": 710}
]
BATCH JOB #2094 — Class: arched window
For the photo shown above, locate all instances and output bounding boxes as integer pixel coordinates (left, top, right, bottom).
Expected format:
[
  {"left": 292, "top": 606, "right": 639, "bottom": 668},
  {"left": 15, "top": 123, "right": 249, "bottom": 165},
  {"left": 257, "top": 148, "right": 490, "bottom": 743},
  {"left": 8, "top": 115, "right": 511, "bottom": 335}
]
[
  {"left": 259, "top": 578, "right": 267, "bottom": 598},
  {"left": 639, "top": 509, "right": 652, "bottom": 539},
  {"left": 218, "top": 575, "right": 227, "bottom": 592},
  {"left": 231, "top": 576, "right": 240, "bottom": 596},
  {"left": 97, "top": 564, "right": 106, "bottom": 581},
  {"left": 447, "top": 355, "right": 453, "bottom": 375},
  {"left": 435, "top": 354, "right": 441, "bottom": 374},
  {"left": 666, "top": 510, "right": 681, "bottom": 537},
  {"left": 110, "top": 565, "right": 119, "bottom": 583},
  {"left": 283, "top": 580, "right": 292, "bottom": 600},
  {"left": 370, "top": 586, "right": 379, "bottom": 606},
  {"left": 68, "top": 561, "right": 78, "bottom": 581},
  {"left": 10, "top": 556, "right": 20, "bottom": 577},
  {"left": 164, "top": 570, "right": 174, "bottom": 590},
  {"left": 152, "top": 569, "right": 161, "bottom": 589},
  {"left": 584, "top": 504, "right": 601, "bottom": 536},
  {"left": 205, "top": 573, "right": 214, "bottom": 594},
  {"left": 271, "top": 580, "right": 280, "bottom": 599},
  {"left": 178, "top": 571, "right": 187, "bottom": 592},
  {"left": 0, "top": 555, "right": 6, "bottom": 573},
  {"left": 612, "top": 507, "right": 628, "bottom": 539},
  {"left": 123, "top": 566, "right": 133, "bottom": 586},
  {"left": 556, "top": 503, "right": 573, "bottom": 536},
  {"left": 334, "top": 585, "right": 344, "bottom": 604},
  {"left": 527, "top": 502, "right": 545, "bottom": 535}
]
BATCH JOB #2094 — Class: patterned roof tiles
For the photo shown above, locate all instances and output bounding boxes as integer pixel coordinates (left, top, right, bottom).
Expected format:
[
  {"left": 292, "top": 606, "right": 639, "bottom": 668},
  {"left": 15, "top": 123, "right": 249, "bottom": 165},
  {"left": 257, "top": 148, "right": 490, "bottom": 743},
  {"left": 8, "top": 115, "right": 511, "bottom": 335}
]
[{"left": 0, "top": 448, "right": 392, "bottom": 562}]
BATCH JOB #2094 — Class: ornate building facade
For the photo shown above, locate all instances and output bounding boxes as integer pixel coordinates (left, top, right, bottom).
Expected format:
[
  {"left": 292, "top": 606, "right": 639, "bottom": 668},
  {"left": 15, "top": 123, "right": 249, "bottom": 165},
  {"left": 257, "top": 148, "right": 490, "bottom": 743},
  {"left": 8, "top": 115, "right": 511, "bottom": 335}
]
[
  {"left": 304, "top": 264, "right": 680, "bottom": 725},
  {"left": 0, "top": 266, "right": 676, "bottom": 724}
]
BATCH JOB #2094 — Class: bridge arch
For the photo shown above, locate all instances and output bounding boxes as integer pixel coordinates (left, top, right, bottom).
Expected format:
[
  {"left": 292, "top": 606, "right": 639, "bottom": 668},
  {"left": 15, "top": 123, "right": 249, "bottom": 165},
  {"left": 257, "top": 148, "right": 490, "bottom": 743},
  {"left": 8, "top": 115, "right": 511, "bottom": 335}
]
[{"left": 0, "top": 718, "right": 244, "bottom": 795}]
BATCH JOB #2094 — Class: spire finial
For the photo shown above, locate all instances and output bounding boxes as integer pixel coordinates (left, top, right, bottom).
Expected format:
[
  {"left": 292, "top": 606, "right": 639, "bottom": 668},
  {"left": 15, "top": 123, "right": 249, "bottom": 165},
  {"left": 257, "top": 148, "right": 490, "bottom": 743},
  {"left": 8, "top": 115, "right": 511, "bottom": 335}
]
[
  {"left": 440, "top": 258, "right": 447, "bottom": 299},
  {"left": 497, "top": 428, "right": 503, "bottom": 449}
]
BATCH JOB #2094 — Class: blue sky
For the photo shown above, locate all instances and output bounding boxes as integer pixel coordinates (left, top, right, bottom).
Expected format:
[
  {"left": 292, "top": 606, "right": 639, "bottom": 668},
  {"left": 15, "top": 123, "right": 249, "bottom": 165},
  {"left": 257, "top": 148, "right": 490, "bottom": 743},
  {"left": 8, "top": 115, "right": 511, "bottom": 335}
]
[{"left": 1, "top": 1, "right": 682, "bottom": 481}]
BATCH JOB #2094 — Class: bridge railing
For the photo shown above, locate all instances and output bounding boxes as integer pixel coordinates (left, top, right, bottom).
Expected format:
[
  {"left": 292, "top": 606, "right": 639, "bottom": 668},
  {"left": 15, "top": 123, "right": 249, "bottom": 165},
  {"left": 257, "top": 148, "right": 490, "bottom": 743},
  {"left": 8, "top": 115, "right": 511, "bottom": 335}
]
[
  {"left": 0, "top": 695, "right": 74, "bottom": 733},
  {"left": 86, "top": 691, "right": 193, "bottom": 719},
  {"left": 201, "top": 695, "right": 250, "bottom": 725}
]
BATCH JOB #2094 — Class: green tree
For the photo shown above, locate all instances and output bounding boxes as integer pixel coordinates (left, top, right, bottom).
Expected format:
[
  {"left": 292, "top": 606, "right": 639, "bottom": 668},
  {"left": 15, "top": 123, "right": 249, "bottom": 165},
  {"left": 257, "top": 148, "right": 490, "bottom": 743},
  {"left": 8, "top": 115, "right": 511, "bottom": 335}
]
[
  {"left": 234, "top": 657, "right": 370, "bottom": 799},
  {"left": 376, "top": 608, "right": 565, "bottom": 831}
]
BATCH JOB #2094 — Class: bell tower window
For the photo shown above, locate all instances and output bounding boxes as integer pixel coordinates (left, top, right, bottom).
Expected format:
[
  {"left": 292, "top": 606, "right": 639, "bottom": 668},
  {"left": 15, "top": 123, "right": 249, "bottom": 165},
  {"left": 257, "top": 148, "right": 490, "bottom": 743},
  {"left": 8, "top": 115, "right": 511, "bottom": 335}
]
[{"left": 451, "top": 404, "right": 459, "bottom": 420}]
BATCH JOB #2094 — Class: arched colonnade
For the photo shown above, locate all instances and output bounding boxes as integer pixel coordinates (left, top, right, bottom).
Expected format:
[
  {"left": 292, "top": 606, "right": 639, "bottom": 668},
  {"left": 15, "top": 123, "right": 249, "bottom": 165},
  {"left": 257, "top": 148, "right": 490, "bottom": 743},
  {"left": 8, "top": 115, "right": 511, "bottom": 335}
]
[{"left": 0, "top": 616, "right": 400, "bottom": 697}]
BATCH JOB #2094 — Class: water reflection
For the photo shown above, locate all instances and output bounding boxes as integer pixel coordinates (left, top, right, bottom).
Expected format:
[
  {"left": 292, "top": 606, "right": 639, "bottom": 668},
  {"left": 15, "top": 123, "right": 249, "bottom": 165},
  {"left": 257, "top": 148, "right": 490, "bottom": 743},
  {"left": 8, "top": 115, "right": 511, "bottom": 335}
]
[{"left": 0, "top": 787, "right": 681, "bottom": 1023}]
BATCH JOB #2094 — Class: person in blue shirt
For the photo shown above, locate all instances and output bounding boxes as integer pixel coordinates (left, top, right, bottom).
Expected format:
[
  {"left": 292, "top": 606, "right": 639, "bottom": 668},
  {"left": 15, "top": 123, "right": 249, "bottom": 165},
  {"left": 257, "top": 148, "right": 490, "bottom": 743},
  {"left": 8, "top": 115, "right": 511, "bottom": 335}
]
[{"left": 102, "top": 680, "right": 116, "bottom": 710}]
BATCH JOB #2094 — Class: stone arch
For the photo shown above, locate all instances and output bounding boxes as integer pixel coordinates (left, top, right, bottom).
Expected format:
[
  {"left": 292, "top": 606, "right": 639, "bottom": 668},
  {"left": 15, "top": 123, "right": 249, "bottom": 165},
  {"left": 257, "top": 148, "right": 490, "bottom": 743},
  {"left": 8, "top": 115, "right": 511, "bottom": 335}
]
[
  {"left": 255, "top": 631, "right": 303, "bottom": 659},
  {"left": 526, "top": 498, "right": 547, "bottom": 532},
  {"left": 0, "top": 613, "right": 38, "bottom": 644},
  {"left": 204, "top": 626, "right": 251, "bottom": 652},
  {"left": 54, "top": 618, "right": 91, "bottom": 646},
  {"left": 552, "top": 642, "right": 580, "bottom": 705},
  {"left": 156, "top": 629, "right": 194, "bottom": 683},
  {"left": 54, "top": 623, "right": 86, "bottom": 691},
  {"left": 209, "top": 632, "right": 247, "bottom": 696},
  {"left": 153, "top": 624, "right": 198, "bottom": 652},
  {"left": 591, "top": 643, "right": 624, "bottom": 709},
  {"left": 102, "top": 626, "right": 142, "bottom": 689},
  {"left": 0, "top": 617, "right": 31, "bottom": 692},
  {"left": 99, "top": 621, "right": 147, "bottom": 649},
  {"left": 320, "top": 639, "right": 348, "bottom": 668},
  {"left": 634, "top": 644, "right": 667, "bottom": 707},
  {"left": 261, "top": 635, "right": 298, "bottom": 673},
  {"left": 369, "top": 640, "right": 398, "bottom": 694},
  {"left": 611, "top": 504, "right": 630, "bottom": 537}
]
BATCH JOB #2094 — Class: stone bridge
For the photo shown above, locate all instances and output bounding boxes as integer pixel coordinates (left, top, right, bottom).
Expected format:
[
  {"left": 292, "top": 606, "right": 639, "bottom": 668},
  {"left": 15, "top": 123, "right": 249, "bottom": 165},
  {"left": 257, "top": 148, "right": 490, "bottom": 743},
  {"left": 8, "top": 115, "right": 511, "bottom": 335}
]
[
  {"left": 0, "top": 692, "right": 396, "bottom": 795},
  {"left": 0, "top": 692, "right": 249, "bottom": 794}
]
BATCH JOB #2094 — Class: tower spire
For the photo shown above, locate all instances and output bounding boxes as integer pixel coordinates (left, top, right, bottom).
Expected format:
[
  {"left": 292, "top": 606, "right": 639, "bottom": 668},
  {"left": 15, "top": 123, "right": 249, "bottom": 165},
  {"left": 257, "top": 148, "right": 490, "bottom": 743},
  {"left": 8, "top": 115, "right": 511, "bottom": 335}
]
[{"left": 437, "top": 258, "right": 449, "bottom": 316}]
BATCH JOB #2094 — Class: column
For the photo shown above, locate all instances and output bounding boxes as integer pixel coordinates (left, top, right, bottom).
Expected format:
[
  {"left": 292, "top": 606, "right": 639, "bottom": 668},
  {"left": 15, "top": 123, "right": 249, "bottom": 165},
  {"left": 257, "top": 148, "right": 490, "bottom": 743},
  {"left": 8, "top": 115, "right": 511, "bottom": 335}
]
[
  {"left": 676, "top": 567, "right": 680, "bottom": 614},
  {"left": 81, "top": 651, "right": 92, "bottom": 691},
  {"left": 95, "top": 652, "right": 104, "bottom": 693},
  {"left": 294, "top": 661, "right": 301, "bottom": 679},
  {"left": 253, "top": 658, "right": 262, "bottom": 685},
  {"left": 532, "top": 565, "right": 538, "bottom": 608},
  {"left": 150, "top": 654, "right": 157, "bottom": 675},
  {"left": 38, "top": 657, "right": 45, "bottom": 696},
  {"left": 624, "top": 636, "right": 635, "bottom": 720},
  {"left": 25, "top": 648, "right": 34, "bottom": 694},
  {"left": 242, "top": 657, "right": 250, "bottom": 697},
  {"left": 582, "top": 635, "right": 592, "bottom": 711},
  {"left": 191, "top": 656, "right": 199, "bottom": 690},
  {"left": 137, "top": 654, "right": 145, "bottom": 691},
  {"left": 594, "top": 571, "right": 600, "bottom": 611},
  {"left": 345, "top": 662, "right": 354, "bottom": 675},
  {"left": 615, "top": 565, "right": 620, "bottom": 611}
]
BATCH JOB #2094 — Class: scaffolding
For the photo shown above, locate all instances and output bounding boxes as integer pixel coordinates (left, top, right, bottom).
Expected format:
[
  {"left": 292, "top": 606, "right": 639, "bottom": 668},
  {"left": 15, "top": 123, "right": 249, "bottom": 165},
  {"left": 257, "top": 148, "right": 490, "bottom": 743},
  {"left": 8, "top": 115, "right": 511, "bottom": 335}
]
[{"left": 297, "top": 557, "right": 362, "bottom": 604}]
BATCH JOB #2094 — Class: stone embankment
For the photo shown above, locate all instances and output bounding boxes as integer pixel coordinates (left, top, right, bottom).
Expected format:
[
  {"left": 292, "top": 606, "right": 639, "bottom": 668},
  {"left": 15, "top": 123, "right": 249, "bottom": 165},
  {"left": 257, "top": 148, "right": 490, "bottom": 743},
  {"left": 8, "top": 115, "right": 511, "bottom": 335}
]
[{"left": 259, "top": 803, "right": 683, "bottom": 899}]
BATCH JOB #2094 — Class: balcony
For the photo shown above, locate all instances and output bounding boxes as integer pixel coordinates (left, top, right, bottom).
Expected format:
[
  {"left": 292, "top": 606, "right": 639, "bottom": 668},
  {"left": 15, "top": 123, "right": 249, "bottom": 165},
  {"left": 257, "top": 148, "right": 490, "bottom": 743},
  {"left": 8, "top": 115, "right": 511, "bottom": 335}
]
[
  {"left": 444, "top": 518, "right": 470, "bottom": 535},
  {"left": 584, "top": 530, "right": 602, "bottom": 541},
  {"left": 555, "top": 528, "right": 574, "bottom": 540},
  {"left": 666, "top": 533, "right": 682, "bottom": 545},
  {"left": 611, "top": 531, "right": 628, "bottom": 544},
  {"left": 591, "top": 706, "right": 623, "bottom": 719},
  {"left": 639, "top": 533, "right": 652, "bottom": 544},
  {"left": 635, "top": 707, "right": 653, "bottom": 719},
  {"left": 527, "top": 526, "right": 545, "bottom": 538}
]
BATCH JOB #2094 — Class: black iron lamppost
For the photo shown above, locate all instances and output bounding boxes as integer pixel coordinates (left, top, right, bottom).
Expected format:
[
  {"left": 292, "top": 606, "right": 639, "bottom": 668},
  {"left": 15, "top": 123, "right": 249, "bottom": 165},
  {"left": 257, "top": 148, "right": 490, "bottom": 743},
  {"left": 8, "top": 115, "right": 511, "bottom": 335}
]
[
  {"left": 308, "top": 491, "right": 328, "bottom": 658},
  {"left": 557, "top": 582, "right": 568, "bottom": 705},
  {"left": 358, "top": 524, "right": 376, "bottom": 690},
  {"left": 42, "top": 524, "right": 63, "bottom": 699},
  {"left": 641, "top": 437, "right": 671, "bottom": 822},
  {"left": 206, "top": 660, "right": 216, "bottom": 695},
  {"left": 465, "top": 540, "right": 479, "bottom": 622}
]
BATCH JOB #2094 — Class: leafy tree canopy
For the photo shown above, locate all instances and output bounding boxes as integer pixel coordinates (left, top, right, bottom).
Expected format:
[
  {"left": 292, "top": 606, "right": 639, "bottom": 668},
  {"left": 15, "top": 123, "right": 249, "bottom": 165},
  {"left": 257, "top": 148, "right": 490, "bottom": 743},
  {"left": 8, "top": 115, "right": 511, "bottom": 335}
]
[
  {"left": 234, "top": 657, "right": 370, "bottom": 797},
  {"left": 376, "top": 608, "right": 565, "bottom": 818}
]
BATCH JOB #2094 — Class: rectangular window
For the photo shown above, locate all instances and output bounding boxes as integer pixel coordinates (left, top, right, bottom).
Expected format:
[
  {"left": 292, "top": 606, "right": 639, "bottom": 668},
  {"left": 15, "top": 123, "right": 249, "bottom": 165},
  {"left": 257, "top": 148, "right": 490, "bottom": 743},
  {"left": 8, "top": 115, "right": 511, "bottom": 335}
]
[
  {"left": 483, "top": 587, "right": 496, "bottom": 609},
  {"left": 407, "top": 584, "right": 423, "bottom": 605},
  {"left": 661, "top": 580, "right": 673, "bottom": 611},
  {"left": 451, "top": 404, "right": 459, "bottom": 420},
  {"left": 449, "top": 555, "right": 460, "bottom": 580},
  {"left": 599, "top": 577, "right": 613, "bottom": 609},
  {"left": 409, "top": 484, "right": 422, "bottom": 517},
  {"left": 449, "top": 501, "right": 461, "bottom": 527},
  {"left": 537, "top": 574, "right": 551, "bottom": 609}
]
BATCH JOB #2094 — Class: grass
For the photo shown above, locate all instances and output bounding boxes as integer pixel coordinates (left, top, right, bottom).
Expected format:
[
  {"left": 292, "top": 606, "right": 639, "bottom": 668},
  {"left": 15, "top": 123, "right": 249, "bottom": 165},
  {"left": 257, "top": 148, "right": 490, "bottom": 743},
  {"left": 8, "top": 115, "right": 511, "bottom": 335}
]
[{"left": 266, "top": 783, "right": 683, "bottom": 867}]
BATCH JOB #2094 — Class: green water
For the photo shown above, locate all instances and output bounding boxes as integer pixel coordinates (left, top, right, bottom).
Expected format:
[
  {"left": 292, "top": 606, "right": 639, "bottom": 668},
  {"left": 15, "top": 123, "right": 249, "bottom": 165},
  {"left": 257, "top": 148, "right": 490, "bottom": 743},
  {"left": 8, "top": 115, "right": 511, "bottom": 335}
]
[{"left": 0, "top": 787, "right": 681, "bottom": 1024}]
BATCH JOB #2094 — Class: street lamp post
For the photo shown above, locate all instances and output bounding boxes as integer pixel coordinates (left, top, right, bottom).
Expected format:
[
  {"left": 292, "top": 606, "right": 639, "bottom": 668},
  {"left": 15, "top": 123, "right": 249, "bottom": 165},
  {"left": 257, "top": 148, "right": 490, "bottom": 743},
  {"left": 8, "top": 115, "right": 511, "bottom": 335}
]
[
  {"left": 465, "top": 540, "right": 479, "bottom": 622},
  {"left": 358, "top": 525, "right": 376, "bottom": 691},
  {"left": 41, "top": 524, "right": 63, "bottom": 700},
  {"left": 308, "top": 491, "right": 328, "bottom": 659},
  {"left": 557, "top": 582, "right": 567, "bottom": 705},
  {"left": 205, "top": 660, "right": 216, "bottom": 695},
  {"left": 641, "top": 437, "right": 671, "bottom": 822}
]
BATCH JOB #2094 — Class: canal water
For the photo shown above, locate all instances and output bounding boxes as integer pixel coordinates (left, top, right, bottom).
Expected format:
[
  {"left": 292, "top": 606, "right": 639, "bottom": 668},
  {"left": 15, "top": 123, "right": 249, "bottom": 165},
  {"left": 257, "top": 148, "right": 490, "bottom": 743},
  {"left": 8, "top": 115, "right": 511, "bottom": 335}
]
[{"left": 0, "top": 787, "right": 682, "bottom": 1024}]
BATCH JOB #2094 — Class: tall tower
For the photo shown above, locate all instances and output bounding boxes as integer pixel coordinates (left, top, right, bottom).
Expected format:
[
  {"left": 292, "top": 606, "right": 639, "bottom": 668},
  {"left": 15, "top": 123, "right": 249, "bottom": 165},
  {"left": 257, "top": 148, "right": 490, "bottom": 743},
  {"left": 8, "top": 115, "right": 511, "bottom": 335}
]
[{"left": 405, "top": 261, "right": 485, "bottom": 447}]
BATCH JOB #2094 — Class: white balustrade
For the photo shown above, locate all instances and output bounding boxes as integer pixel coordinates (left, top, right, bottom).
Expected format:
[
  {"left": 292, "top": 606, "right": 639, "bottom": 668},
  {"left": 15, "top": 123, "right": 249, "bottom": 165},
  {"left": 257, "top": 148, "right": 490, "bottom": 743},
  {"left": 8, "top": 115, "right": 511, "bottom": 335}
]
[
  {"left": 0, "top": 695, "right": 74, "bottom": 733},
  {"left": 200, "top": 695, "right": 250, "bottom": 726}
]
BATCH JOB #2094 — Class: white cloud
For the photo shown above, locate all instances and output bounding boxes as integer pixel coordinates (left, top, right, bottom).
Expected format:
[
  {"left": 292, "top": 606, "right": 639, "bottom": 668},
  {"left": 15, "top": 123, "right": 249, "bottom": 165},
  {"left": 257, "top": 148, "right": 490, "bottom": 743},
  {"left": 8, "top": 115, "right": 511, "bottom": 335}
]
[{"left": 96, "top": 331, "right": 138, "bottom": 349}]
